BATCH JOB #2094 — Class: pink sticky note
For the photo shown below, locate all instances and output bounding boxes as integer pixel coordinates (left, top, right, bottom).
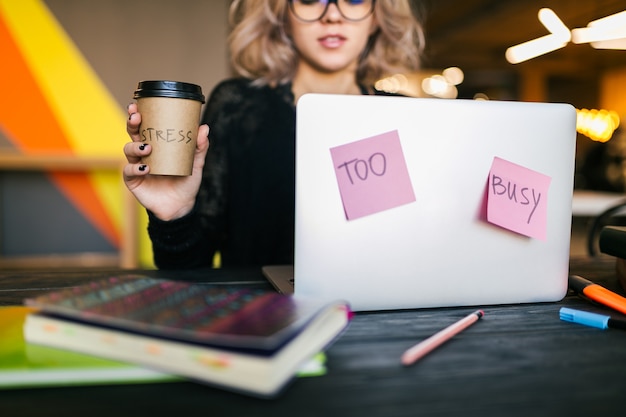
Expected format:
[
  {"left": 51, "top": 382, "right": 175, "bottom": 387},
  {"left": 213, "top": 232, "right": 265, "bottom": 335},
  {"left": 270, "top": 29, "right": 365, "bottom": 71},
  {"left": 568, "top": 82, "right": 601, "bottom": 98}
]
[
  {"left": 330, "top": 130, "right": 415, "bottom": 220},
  {"left": 487, "top": 157, "right": 551, "bottom": 240}
]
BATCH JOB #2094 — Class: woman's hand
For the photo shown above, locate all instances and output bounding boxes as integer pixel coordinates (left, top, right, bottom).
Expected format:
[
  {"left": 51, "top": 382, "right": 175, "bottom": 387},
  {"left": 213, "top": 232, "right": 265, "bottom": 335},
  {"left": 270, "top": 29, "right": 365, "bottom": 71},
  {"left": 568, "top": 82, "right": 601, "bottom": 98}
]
[{"left": 123, "top": 103, "right": 210, "bottom": 221}]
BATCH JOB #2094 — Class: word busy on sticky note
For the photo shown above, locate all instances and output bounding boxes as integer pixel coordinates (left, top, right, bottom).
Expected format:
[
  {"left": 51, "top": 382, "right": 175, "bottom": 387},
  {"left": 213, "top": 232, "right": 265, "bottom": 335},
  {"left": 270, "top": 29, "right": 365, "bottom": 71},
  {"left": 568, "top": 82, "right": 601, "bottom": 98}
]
[
  {"left": 487, "top": 156, "right": 551, "bottom": 240},
  {"left": 330, "top": 130, "right": 415, "bottom": 220}
]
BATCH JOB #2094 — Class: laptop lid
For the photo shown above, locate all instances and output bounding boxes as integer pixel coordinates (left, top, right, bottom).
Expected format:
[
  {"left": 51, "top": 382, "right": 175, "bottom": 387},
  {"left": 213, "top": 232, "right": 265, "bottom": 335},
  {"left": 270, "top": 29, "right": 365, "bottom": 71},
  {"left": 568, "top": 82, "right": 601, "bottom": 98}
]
[{"left": 288, "top": 93, "right": 576, "bottom": 312}]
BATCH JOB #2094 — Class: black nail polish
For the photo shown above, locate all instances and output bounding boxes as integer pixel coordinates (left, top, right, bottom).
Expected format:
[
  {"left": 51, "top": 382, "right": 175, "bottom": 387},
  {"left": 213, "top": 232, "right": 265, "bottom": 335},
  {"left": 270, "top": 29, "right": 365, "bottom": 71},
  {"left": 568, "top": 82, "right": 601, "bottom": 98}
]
[
  {"left": 139, "top": 143, "right": 147, "bottom": 151},
  {"left": 138, "top": 165, "right": 147, "bottom": 172}
]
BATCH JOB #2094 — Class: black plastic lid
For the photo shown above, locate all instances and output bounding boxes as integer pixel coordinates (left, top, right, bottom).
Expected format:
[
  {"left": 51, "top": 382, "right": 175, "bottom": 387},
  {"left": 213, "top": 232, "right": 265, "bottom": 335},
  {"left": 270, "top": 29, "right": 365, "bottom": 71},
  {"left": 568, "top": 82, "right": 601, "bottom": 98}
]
[{"left": 134, "top": 80, "right": 205, "bottom": 103}]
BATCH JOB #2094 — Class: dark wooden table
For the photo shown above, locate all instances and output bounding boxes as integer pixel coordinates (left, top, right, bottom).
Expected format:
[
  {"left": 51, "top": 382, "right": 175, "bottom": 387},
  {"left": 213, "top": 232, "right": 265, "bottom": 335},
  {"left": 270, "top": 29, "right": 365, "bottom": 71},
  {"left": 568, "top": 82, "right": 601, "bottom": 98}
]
[{"left": 1, "top": 256, "right": 625, "bottom": 417}]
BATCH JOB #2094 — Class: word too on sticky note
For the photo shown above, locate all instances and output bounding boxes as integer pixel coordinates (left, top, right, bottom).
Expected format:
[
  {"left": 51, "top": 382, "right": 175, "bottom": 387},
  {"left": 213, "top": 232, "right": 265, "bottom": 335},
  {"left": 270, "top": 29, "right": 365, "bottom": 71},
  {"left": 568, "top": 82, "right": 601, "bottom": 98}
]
[
  {"left": 330, "top": 130, "right": 415, "bottom": 221},
  {"left": 487, "top": 156, "right": 551, "bottom": 240}
]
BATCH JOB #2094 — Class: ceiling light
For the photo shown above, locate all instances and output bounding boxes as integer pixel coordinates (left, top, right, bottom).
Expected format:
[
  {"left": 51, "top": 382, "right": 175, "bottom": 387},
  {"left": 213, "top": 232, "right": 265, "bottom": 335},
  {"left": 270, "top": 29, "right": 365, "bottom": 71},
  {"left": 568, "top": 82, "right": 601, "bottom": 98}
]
[
  {"left": 538, "top": 8, "right": 571, "bottom": 40},
  {"left": 506, "top": 9, "right": 569, "bottom": 64},
  {"left": 571, "top": 10, "right": 626, "bottom": 48},
  {"left": 588, "top": 10, "right": 626, "bottom": 30},
  {"left": 505, "top": 34, "right": 569, "bottom": 64},
  {"left": 572, "top": 25, "right": 626, "bottom": 44},
  {"left": 591, "top": 38, "right": 626, "bottom": 49},
  {"left": 506, "top": 8, "right": 626, "bottom": 62}
]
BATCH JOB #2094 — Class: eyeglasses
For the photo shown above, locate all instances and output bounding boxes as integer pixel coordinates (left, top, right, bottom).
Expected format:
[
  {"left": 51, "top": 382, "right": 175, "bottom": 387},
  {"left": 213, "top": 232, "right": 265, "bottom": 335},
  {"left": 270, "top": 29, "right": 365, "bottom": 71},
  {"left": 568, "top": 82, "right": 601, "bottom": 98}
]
[{"left": 288, "top": 0, "right": 375, "bottom": 23}]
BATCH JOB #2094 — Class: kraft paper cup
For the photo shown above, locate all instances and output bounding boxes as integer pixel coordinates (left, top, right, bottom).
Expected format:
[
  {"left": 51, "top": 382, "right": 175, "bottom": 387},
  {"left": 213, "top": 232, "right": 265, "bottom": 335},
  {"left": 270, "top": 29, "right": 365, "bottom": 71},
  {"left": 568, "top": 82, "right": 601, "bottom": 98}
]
[{"left": 134, "top": 80, "right": 205, "bottom": 176}]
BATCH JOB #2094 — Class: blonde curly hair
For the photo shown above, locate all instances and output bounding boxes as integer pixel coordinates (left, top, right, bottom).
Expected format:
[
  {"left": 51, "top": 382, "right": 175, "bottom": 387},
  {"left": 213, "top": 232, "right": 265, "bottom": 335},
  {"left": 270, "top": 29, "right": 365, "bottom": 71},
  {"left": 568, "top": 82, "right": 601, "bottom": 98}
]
[{"left": 228, "top": 0, "right": 425, "bottom": 86}]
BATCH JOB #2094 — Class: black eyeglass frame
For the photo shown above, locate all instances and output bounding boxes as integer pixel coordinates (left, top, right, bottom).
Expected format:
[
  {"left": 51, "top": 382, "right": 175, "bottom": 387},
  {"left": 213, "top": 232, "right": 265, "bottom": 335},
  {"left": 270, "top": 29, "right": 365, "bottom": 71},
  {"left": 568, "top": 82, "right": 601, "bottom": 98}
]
[{"left": 288, "top": 0, "right": 376, "bottom": 23}]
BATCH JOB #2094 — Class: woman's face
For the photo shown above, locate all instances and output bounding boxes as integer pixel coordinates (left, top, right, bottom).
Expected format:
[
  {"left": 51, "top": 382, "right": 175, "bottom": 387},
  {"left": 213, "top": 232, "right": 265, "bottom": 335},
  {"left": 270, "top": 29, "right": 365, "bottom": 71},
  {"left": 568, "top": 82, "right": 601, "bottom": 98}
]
[{"left": 286, "top": 2, "right": 378, "bottom": 76}]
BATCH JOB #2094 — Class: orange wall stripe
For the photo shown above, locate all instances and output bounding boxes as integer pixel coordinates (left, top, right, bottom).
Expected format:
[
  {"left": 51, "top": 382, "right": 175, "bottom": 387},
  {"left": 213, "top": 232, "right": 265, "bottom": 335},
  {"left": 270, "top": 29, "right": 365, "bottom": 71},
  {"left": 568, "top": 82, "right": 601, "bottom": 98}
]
[
  {"left": 0, "top": 12, "right": 119, "bottom": 247},
  {"left": 0, "top": 0, "right": 126, "bottom": 248},
  {"left": 0, "top": 15, "right": 71, "bottom": 153}
]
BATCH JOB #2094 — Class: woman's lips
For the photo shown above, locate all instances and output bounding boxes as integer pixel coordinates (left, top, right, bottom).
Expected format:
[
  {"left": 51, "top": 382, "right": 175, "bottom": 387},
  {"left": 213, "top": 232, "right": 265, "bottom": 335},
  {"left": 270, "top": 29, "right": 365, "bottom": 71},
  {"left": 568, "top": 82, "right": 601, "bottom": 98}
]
[{"left": 319, "top": 34, "right": 346, "bottom": 48}]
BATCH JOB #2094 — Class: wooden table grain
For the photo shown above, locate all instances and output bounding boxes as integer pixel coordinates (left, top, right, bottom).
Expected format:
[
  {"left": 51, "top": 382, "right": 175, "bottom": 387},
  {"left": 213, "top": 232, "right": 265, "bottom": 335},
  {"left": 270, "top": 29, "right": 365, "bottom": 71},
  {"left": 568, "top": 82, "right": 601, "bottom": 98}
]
[{"left": 1, "top": 256, "right": 624, "bottom": 417}]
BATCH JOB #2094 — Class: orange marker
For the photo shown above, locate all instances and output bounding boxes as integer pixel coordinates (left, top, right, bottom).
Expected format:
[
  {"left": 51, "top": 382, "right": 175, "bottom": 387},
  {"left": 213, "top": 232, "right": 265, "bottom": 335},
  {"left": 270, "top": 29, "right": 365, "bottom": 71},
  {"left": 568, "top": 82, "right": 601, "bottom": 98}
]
[{"left": 568, "top": 275, "right": 626, "bottom": 315}]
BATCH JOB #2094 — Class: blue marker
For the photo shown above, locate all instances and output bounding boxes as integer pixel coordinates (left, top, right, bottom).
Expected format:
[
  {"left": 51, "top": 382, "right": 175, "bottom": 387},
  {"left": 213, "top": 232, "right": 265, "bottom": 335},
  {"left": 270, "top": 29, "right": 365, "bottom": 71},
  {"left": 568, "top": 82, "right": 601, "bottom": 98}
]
[{"left": 559, "top": 307, "right": 626, "bottom": 330}]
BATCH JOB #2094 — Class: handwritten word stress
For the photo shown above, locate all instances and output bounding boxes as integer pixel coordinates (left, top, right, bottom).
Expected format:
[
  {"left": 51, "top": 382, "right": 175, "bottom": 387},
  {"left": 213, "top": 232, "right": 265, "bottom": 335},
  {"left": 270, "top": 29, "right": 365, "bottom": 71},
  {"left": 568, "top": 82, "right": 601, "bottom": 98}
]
[
  {"left": 330, "top": 130, "right": 416, "bottom": 220},
  {"left": 487, "top": 157, "right": 551, "bottom": 240},
  {"left": 140, "top": 128, "right": 194, "bottom": 144}
]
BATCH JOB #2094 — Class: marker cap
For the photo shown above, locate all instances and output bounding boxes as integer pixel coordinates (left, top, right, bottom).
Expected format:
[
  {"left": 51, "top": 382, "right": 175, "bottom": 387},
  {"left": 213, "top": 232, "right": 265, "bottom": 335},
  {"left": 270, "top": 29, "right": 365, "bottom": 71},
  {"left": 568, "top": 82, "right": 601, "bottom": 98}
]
[
  {"left": 568, "top": 275, "right": 592, "bottom": 293},
  {"left": 559, "top": 307, "right": 609, "bottom": 330}
]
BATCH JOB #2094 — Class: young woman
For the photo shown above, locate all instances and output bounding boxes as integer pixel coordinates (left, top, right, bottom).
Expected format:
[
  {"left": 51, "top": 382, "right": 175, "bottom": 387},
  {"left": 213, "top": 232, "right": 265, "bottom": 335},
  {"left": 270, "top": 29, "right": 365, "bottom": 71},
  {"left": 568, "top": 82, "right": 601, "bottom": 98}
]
[{"left": 123, "top": 0, "right": 424, "bottom": 268}]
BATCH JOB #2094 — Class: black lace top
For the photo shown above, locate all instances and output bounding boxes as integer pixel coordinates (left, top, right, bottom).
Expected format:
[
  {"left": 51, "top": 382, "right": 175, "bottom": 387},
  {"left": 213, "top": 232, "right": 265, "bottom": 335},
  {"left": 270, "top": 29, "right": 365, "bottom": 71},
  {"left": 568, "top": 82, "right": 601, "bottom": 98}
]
[{"left": 147, "top": 78, "right": 388, "bottom": 269}]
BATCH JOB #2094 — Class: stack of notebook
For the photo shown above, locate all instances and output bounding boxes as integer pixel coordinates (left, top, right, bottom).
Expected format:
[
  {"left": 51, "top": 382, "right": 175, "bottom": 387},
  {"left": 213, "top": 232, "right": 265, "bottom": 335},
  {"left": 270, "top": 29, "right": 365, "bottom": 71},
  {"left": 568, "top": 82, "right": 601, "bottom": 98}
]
[{"left": 22, "top": 275, "right": 351, "bottom": 397}]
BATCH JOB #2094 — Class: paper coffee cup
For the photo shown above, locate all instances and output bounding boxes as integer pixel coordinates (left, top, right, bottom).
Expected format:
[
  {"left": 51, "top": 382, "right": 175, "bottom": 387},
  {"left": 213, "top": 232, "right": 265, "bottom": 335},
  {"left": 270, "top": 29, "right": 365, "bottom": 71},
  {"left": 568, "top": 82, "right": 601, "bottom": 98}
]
[{"left": 134, "top": 80, "right": 205, "bottom": 176}]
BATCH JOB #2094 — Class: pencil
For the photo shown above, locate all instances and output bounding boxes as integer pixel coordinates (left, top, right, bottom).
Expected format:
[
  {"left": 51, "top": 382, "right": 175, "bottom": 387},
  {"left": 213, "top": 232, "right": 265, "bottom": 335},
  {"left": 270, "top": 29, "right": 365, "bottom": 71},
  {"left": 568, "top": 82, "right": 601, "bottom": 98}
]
[{"left": 401, "top": 310, "right": 484, "bottom": 366}]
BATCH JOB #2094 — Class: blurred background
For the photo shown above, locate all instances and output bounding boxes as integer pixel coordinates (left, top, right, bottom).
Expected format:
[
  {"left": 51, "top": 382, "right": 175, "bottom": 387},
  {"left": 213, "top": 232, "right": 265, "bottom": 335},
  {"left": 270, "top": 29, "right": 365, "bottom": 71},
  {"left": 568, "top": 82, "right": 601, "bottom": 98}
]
[{"left": 0, "top": 0, "right": 625, "bottom": 268}]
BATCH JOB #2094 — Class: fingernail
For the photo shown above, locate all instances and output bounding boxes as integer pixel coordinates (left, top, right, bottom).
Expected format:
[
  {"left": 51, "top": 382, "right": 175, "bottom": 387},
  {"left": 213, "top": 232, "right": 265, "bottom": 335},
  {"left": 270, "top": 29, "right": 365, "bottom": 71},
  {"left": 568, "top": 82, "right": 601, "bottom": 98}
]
[
  {"left": 128, "top": 112, "right": 136, "bottom": 121},
  {"left": 138, "top": 165, "right": 147, "bottom": 172},
  {"left": 139, "top": 143, "right": 147, "bottom": 151}
]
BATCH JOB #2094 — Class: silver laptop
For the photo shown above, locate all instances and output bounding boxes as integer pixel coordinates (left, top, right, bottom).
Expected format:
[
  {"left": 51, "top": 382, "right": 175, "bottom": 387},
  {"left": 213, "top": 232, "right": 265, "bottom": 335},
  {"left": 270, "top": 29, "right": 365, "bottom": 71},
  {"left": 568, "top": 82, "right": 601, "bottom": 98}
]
[{"left": 264, "top": 93, "right": 577, "bottom": 311}]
